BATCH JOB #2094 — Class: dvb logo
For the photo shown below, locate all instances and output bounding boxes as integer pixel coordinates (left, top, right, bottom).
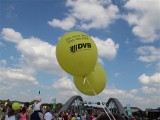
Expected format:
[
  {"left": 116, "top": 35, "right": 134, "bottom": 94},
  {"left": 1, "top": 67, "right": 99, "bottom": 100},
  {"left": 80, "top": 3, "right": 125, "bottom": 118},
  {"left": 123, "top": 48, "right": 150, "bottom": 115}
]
[{"left": 70, "top": 43, "right": 91, "bottom": 53}]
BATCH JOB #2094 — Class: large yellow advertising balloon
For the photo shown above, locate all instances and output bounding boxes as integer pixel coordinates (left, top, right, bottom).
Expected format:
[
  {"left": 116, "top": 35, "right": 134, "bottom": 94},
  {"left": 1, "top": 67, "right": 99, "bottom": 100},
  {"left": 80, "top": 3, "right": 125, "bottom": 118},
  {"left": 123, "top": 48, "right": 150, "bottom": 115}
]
[
  {"left": 12, "top": 102, "right": 20, "bottom": 110},
  {"left": 56, "top": 31, "right": 98, "bottom": 76},
  {"left": 73, "top": 63, "right": 107, "bottom": 96}
]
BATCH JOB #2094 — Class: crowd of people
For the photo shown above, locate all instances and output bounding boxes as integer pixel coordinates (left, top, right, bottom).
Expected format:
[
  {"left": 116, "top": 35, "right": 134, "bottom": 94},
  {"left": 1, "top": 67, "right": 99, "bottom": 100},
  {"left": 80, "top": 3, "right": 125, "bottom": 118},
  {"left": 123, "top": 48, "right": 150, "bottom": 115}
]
[{"left": 0, "top": 97, "right": 130, "bottom": 120}]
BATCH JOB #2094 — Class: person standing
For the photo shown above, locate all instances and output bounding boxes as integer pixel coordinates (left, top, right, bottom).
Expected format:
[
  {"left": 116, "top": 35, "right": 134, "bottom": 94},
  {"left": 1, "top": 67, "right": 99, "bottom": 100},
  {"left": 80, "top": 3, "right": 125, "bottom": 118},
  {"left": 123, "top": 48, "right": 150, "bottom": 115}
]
[
  {"left": 71, "top": 114, "right": 76, "bottom": 120},
  {"left": 81, "top": 113, "right": 86, "bottom": 120},
  {"left": 44, "top": 107, "right": 52, "bottom": 120},
  {"left": 19, "top": 107, "right": 28, "bottom": 120},
  {"left": 57, "top": 113, "right": 64, "bottom": 120},
  {"left": 76, "top": 114, "right": 81, "bottom": 120},
  {"left": 67, "top": 112, "right": 71, "bottom": 120},
  {"left": 5, "top": 108, "right": 16, "bottom": 120},
  {"left": 30, "top": 97, "right": 43, "bottom": 120},
  {"left": 89, "top": 113, "right": 93, "bottom": 120}
]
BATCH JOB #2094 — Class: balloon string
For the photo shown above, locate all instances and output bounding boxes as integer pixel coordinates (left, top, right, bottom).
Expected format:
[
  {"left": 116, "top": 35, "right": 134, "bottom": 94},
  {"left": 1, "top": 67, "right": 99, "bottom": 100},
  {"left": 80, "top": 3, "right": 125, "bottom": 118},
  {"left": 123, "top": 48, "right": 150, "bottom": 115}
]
[
  {"left": 85, "top": 79, "right": 116, "bottom": 120},
  {"left": 83, "top": 76, "right": 86, "bottom": 84}
]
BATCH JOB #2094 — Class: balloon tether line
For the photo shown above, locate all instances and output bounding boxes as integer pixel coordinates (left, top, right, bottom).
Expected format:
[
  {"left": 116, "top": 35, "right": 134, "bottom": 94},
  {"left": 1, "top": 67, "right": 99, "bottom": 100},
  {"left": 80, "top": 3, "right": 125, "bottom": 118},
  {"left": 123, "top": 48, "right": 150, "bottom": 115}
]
[
  {"left": 83, "top": 76, "right": 87, "bottom": 84},
  {"left": 85, "top": 79, "right": 116, "bottom": 120}
]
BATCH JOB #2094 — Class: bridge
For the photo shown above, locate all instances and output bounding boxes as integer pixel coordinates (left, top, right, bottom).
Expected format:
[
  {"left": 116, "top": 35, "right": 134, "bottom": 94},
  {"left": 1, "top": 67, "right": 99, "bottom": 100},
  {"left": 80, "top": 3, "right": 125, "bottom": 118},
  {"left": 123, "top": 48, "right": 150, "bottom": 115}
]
[{"left": 58, "top": 95, "right": 128, "bottom": 118}]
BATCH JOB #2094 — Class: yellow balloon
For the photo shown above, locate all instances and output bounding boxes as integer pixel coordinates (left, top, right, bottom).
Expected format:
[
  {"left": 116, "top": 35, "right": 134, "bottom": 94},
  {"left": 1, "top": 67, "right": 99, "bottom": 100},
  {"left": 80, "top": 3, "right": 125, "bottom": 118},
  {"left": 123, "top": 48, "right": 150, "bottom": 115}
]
[
  {"left": 56, "top": 31, "right": 98, "bottom": 76},
  {"left": 12, "top": 102, "right": 20, "bottom": 110},
  {"left": 73, "top": 63, "right": 107, "bottom": 96}
]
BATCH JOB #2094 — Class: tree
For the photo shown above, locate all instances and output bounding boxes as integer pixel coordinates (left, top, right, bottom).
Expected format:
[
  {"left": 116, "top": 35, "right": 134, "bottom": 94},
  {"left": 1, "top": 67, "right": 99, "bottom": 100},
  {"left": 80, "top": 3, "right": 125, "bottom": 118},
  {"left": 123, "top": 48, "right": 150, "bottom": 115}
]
[{"left": 97, "top": 102, "right": 101, "bottom": 105}]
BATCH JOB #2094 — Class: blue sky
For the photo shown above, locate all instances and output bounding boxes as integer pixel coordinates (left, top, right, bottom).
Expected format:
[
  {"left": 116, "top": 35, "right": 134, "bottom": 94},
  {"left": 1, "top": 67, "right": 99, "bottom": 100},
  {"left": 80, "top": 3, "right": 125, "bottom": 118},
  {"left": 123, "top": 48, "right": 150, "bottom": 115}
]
[{"left": 0, "top": 0, "right": 160, "bottom": 110}]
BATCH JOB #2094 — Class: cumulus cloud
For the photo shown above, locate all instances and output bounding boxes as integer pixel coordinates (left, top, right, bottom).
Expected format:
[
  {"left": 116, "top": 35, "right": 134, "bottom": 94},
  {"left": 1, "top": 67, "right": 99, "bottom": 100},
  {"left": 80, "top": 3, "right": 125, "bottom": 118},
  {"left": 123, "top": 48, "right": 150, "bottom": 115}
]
[
  {"left": 140, "top": 86, "right": 157, "bottom": 94},
  {"left": 52, "top": 77, "right": 75, "bottom": 90},
  {"left": 48, "top": 16, "right": 76, "bottom": 30},
  {"left": 0, "top": 65, "right": 39, "bottom": 99},
  {"left": 1, "top": 28, "right": 64, "bottom": 75},
  {"left": 138, "top": 72, "right": 160, "bottom": 86},
  {"left": 17, "top": 37, "right": 63, "bottom": 74},
  {"left": 92, "top": 37, "right": 119, "bottom": 59},
  {"left": 124, "top": 0, "right": 160, "bottom": 42},
  {"left": 136, "top": 46, "right": 160, "bottom": 62},
  {"left": 102, "top": 88, "right": 126, "bottom": 96},
  {"left": 1, "top": 28, "right": 23, "bottom": 43},
  {"left": 129, "top": 89, "right": 138, "bottom": 94},
  {"left": 0, "top": 67, "right": 38, "bottom": 85},
  {"left": 48, "top": 0, "right": 119, "bottom": 30},
  {"left": 52, "top": 77, "right": 78, "bottom": 103},
  {"left": 0, "top": 28, "right": 66, "bottom": 100}
]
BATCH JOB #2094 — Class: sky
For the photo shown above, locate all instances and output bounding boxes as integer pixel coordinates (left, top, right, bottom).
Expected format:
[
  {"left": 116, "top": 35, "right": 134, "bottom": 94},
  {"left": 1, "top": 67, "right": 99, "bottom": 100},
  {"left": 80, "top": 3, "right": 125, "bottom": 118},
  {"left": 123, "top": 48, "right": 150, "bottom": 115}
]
[{"left": 0, "top": 0, "right": 160, "bottom": 110}]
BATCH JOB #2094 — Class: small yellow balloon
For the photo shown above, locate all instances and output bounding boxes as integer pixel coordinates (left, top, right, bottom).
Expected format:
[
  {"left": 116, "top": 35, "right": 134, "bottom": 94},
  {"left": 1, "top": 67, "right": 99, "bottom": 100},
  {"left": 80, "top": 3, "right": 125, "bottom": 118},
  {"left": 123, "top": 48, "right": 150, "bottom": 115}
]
[
  {"left": 12, "top": 102, "right": 20, "bottom": 110},
  {"left": 56, "top": 31, "right": 98, "bottom": 76},
  {"left": 73, "top": 63, "right": 107, "bottom": 96}
]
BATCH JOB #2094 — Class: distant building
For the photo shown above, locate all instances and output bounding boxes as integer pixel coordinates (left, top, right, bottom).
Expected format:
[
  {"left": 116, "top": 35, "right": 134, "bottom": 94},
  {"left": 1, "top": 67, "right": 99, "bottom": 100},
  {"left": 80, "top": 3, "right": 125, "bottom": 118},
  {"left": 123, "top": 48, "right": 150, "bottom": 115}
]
[
  {"left": 130, "top": 107, "right": 141, "bottom": 113},
  {"left": 146, "top": 108, "right": 160, "bottom": 119}
]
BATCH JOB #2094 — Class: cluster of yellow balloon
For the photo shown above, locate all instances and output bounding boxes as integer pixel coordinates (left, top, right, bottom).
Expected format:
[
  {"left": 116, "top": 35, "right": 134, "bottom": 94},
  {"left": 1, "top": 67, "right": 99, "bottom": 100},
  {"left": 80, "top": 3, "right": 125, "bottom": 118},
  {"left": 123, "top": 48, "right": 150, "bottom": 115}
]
[
  {"left": 56, "top": 31, "right": 107, "bottom": 96},
  {"left": 12, "top": 102, "right": 20, "bottom": 110}
]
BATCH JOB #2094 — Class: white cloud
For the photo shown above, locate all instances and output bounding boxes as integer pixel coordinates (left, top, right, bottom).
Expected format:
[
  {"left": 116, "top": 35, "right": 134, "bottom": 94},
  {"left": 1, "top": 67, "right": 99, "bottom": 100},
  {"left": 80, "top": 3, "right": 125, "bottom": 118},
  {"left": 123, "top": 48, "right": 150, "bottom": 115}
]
[
  {"left": 140, "top": 86, "right": 157, "bottom": 94},
  {"left": 138, "top": 72, "right": 160, "bottom": 86},
  {"left": 0, "top": 67, "right": 39, "bottom": 95},
  {"left": 124, "top": 0, "right": 160, "bottom": 42},
  {"left": 51, "top": 76, "right": 79, "bottom": 103},
  {"left": 52, "top": 77, "right": 76, "bottom": 90},
  {"left": 17, "top": 37, "right": 63, "bottom": 74},
  {"left": 0, "top": 67, "right": 38, "bottom": 85},
  {"left": 129, "top": 89, "right": 138, "bottom": 94},
  {"left": 1, "top": 28, "right": 64, "bottom": 75},
  {"left": 59, "top": 91, "right": 78, "bottom": 97},
  {"left": 92, "top": 37, "right": 119, "bottom": 59},
  {"left": 102, "top": 88, "right": 126, "bottom": 96},
  {"left": 48, "top": 16, "right": 76, "bottom": 30},
  {"left": 48, "top": 0, "right": 119, "bottom": 30},
  {"left": 1, "top": 28, "right": 23, "bottom": 43},
  {"left": 0, "top": 85, "right": 12, "bottom": 94},
  {"left": 39, "top": 84, "right": 50, "bottom": 90},
  {"left": 136, "top": 46, "right": 160, "bottom": 62},
  {"left": 0, "top": 28, "right": 68, "bottom": 99},
  {"left": 55, "top": 90, "right": 79, "bottom": 104}
]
